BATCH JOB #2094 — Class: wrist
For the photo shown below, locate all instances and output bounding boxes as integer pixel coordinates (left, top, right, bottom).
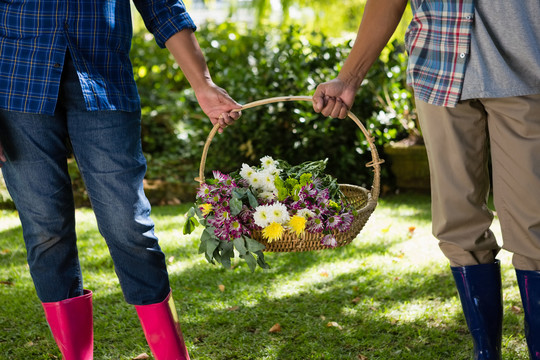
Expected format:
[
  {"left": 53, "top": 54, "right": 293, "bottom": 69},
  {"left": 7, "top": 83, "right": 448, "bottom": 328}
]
[
  {"left": 337, "top": 71, "right": 364, "bottom": 93},
  {"left": 190, "top": 74, "right": 214, "bottom": 93}
]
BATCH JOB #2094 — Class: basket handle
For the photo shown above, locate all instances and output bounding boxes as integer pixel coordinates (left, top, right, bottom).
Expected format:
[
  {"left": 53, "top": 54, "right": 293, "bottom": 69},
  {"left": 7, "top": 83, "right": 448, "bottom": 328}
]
[{"left": 196, "top": 95, "right": 383, "bottom": 201}]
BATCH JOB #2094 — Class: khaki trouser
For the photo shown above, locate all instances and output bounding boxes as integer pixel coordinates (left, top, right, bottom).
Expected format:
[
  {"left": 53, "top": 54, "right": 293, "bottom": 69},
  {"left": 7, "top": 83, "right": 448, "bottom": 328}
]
[{"left": 416, "top": 94, "right": 540, "bottom": 270}]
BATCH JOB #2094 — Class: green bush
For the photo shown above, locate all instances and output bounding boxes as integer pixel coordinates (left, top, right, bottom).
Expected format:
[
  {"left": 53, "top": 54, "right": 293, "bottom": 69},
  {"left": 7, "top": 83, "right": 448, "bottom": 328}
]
[
  {"left": 0, "top": 24, "right": 414, "bottom": 208},
  {"left": 132, "top": 23, "right": 413, "bottom": 200}
]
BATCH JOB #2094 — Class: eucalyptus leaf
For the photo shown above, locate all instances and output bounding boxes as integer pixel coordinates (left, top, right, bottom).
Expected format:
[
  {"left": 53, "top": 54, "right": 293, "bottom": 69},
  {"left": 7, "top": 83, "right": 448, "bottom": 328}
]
[
  {"left": 186, "top": 207, "right": 197, "bottom": 218},
  {"left": 245, "top": 237, "right": 266, "bottom": 253},
  {"left": 247, "top": 190, "right": 259, "bottom": 208},
  {"left": 198, "top": 236, "right": 207, "bottom": 255},
  {"left": 206, "top": 237, "right": 220, "bottom": 263},
  {"left": 198, "top": 229, "right": 213, "bottom": 254},
  {"left": 213, "top": 247, "right": 222, "bottom": 264},
  {"left": 254, "top": 250, "right": 270, "bottom": 269},
  {"left": 230, "top": 197, "right": 243, "bottom": 216},
  {"left": 220, "top": 242, "right": 234, "bottom": 269},
  {"left": 232, "top": 188, "right": 247, "bottom": 198},
  {"left": 233, "top": 237, "right": 248, "bottom": 256},
  {"left": 241, "top": 252, "right": 257, "bottom": 272}
]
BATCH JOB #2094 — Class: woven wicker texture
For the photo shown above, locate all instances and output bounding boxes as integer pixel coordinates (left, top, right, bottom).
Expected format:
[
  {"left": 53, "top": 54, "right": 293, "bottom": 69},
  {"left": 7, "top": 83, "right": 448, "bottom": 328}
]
[{"left": 196, "top": 96, "right": 383, "bottom": 252}]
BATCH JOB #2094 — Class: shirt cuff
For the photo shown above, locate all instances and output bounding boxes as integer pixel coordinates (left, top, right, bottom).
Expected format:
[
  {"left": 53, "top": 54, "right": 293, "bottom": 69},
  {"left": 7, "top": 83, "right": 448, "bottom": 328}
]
[{"left": 153, "top": 12, "right": 197, "bottom": 48}]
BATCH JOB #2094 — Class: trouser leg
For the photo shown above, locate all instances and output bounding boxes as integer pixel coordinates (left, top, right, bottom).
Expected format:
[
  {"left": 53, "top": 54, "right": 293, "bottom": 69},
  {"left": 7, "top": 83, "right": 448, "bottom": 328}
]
[
  {"left": 0, "top": 109, "right": 83, "bottom": 302},
  {"left": 416, "top": 98, "right": 499, "bottom": 266},
  {"left": 58, "top": 54, "right": 170, "bottom": 305},
  {"left": 483, "top": 95, "right": 540, "bottom": 271}
]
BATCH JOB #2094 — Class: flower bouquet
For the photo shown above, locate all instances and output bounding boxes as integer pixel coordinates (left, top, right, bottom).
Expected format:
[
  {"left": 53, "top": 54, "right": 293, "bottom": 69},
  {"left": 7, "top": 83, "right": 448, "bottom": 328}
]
[{"left": 184, "top": 156, "right": 362, "bottom": 271}]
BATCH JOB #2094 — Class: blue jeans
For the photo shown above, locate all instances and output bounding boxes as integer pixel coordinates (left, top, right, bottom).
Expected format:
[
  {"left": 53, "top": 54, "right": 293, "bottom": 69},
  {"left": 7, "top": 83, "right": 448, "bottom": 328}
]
[{"left": 0, "top": 53, "right": 170, "bottom": 305}]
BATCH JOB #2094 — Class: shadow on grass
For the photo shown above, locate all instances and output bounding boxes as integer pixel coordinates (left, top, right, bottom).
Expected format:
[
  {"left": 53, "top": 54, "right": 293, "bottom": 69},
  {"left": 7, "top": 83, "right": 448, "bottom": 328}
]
[
  {"left": 163, "top": 260, "right": 526, "bottom": 360},
  {"left": 0, "top": 251, "right": 528, "bottom": 360},
  {"left": 0, "top": 196, "right": 528, "bottom": 360}
]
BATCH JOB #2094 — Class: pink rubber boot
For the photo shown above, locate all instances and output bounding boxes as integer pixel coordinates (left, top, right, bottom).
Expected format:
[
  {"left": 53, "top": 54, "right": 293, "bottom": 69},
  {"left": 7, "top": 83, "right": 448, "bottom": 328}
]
[
  {"left": 41, "top": 289, "right": 94, "bottom": 360},
  {"left": 135, "top": 291, "right": 190, "bottom": 360}
]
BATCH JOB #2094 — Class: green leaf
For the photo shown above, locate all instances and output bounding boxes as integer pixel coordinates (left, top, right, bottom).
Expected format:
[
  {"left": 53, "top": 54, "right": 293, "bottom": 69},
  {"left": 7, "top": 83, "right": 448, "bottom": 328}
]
[
  {"left": 198, "top": 236, "right": 207, "bottom": 255},
  {"left": 232, "top": 188, "right": 247, "bottom": 198},
  {"left": 254, "top": 250, "right": 270, "bottom": 269},
  {"left": 241, "top": 252, "right": 257, "bottom": 272},
  {"left": 220, "top": 242, "right": 234, "bottom": 269},
  {"left": 230, "top": 197, "right": 243, "bottom": 216},
  {"left": 247, "top": 190, "right": 259, "bottom": 208},
  {"left": 233, "top": 237, "right": 248, "bottom": 256},
  {"left": 206, "top": 237, "right": 220, "bottom": 263},
  {"left": 212, "top": 247, "right": 222, "bottom": 264},
  {"left": 186, "top": 207, "right": 197, "bottom": 218},
  {"left": 245, "top": 236, "right": 266, "bottom": 253},
  {"left": 198, "top": 228, "right": 213, "bottom": 254},
  {"left": 194, "top": 206, "right": 203, "bottom": 218},
  {"left": 183, "top": 216, "right": 199, "bottom": 235}
]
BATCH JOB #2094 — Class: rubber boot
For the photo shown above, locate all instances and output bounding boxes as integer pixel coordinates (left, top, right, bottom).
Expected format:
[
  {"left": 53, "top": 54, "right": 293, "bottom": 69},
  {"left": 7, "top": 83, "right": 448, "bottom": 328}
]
[
  {"left": 516, "top": 269, "right": 540, "bottom": 359},
  {"left": 451, "top": 260, "right": 503, "bottom": 360},
  {"left": 41, "top": 289, "right": 94, "bottom": 360},
  {"left": 135, "top": 290, "right": 190, "bottom": 360}
]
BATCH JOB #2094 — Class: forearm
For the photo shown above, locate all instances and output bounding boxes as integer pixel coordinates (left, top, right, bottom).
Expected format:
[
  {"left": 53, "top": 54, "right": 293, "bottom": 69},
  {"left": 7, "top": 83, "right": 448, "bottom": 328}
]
[
  {"left": 338, "top": 0, "right": 408, "bottom": 90},
  {"left": 165, "top": 29, "right": 213, "bottom": 91}
]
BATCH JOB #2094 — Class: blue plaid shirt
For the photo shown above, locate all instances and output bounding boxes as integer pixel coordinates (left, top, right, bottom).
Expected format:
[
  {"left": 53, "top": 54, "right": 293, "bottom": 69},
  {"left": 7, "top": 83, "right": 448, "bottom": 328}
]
[
  {"left": 0, "top": 0, "right": 196, "bottom": 115},
  {"left": 405, "top": 0, "right": 474, "bottom": 107}
]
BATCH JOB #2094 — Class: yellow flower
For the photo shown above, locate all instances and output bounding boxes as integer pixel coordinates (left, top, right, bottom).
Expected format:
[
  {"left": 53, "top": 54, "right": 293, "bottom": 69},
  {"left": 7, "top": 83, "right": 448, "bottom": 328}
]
[
  {"left": 288, "top": 215, "right": 306, "bottom": 236},
  {"left": 262, "top": 222, "right": 285, "bottom": 243},
  {"left": 200, "top": 203, "right": 213, "bottom": 216}
]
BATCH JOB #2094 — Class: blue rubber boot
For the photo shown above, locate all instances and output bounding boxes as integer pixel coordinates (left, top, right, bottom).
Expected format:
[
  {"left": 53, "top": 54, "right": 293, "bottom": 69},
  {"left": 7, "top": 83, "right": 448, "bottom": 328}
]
[
  {"left": 516, "top": 269, "right": 540, "bottom": 360},
  {"left": 451, "top": 260, "right": 502, "bottom": 360}
]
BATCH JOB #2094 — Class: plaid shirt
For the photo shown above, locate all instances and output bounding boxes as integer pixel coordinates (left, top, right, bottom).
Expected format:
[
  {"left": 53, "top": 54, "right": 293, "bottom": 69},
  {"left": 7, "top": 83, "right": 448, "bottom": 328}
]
[
  {"left": 0, "top": 0, "right": 196, "bottom": 115},
  {"left": 406, "top": 0, "right": 475, "bottom": 107}
]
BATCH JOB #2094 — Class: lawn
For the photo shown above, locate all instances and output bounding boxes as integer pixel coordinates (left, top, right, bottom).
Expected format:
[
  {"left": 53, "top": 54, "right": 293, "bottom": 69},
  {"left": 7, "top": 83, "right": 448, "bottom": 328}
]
[{"left": 0, "top": 193, "right": 530, "bottom": 359}]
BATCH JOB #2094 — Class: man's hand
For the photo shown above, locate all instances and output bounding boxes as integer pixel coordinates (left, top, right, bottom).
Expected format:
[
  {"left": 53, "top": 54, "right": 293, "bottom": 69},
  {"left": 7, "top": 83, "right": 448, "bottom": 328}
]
[
  {"left": 0, "top": 141, "right": 6, "bottom": 168},
  {"left": 195, "top": 83, "right": 242, "bottom": 133},
  {"left": 312, "top": 78, "right": 357, "bottom": 119}
]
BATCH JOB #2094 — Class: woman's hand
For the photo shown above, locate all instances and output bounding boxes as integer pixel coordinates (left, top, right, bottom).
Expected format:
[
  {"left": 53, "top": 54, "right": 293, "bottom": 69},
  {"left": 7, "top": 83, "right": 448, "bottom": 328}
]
[{"left": 195, "top": 83, "right": 242, "bottom": 133}]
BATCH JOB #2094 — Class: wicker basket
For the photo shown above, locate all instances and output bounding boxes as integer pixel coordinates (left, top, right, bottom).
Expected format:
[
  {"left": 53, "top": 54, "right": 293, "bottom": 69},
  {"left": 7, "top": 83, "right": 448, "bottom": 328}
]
[{"left": 196, "top": 96, "right": 383, "bottom": 252}]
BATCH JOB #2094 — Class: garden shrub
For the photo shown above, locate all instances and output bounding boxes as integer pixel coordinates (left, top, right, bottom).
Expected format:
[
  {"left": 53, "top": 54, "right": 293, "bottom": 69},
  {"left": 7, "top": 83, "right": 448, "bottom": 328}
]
[{"left": 131, "top": 22, "right": 413, "bottom": 203}]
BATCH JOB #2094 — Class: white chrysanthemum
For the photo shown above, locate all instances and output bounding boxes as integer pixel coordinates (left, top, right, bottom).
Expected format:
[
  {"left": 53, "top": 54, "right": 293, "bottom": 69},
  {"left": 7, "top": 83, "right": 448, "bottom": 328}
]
[
  {"left": 269, "top": 202, "right": 290, "bottom": 224},
  {"left": 267, "top": 165, "right": 281, "bottom": 177},
  {"left": 253, "top": 204, "right": 275, "bottom": 228},
  {"left": 259, "top": 191, "right": 276, "bottom": 201},
  {"left": 259, "top": 169, "right": 276, "bottom": 192},
  {"left": 297, "top": 208, "right": 316, "bottom": 219},
  {"left": 248, "top": 172, "right": 263, "bottom": 189},
  {"left": 240, "top": 163, "right": 256, "bottom": 181},
  {"left": 260, "top": 156, "right": 276, "bottom": 169}
]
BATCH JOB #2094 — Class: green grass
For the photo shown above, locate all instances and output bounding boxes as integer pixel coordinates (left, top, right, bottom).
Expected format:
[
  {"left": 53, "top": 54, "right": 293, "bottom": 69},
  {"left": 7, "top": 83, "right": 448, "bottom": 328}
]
[{"left": 0, "top": 193, "right": 530, "bottom": 359}]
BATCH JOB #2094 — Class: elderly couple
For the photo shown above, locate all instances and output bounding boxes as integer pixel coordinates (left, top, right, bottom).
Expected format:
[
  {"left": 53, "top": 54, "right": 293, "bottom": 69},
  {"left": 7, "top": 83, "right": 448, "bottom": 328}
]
[{"left": 1, "top": 0, "right": 539, "bottom": 359}]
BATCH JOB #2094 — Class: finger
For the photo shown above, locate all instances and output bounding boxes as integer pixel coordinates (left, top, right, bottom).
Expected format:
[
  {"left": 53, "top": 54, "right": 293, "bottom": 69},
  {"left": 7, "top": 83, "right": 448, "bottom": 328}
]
[
  {"left": 338, "top": 106, "right": 348, "bottom": 120},
  {"left": 329, "top": 100, "right": 341, "bottom": 118},
  {"left": 230, "top": 109, "right": 242, "bottom": 120},
  {"left": 321, "top": 96, "right": 336, "bottom": 117},
  {"left": 220, "top": 113, "right": 235, "bottom": 126},
  {"left": 330, "top": 99, "right": 346, "bottom": 119},
  {"left": 312, "top": 95, "right": 324, "bottom": 113}
]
